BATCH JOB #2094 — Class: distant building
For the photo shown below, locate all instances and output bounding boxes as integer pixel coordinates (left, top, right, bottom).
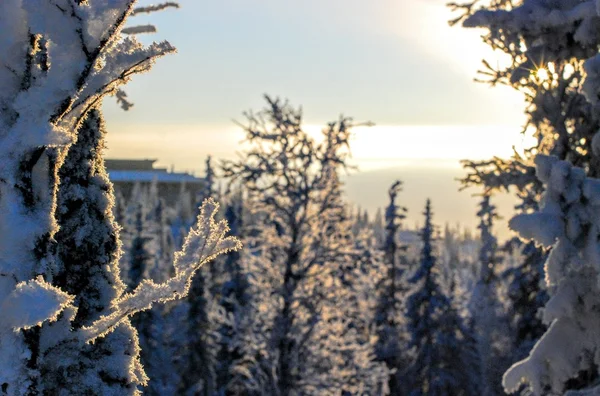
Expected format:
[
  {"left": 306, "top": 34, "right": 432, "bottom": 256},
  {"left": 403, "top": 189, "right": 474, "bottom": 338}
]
[{"left": 106, "top": 159, "right": 205, "bottom": 204}]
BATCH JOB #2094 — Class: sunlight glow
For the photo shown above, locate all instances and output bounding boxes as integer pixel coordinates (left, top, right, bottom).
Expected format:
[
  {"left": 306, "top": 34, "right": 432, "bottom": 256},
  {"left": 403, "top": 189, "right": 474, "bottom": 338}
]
[
  {"left": 533, "top": 67, "right": 550, "bottom": 82},
  {"left": 304, "top": 124, "right": 535, "bottom": 171},
  {"left": 105, "top": 123, "right": 534, "bottom": 174},
  {"left": 381, "top": 0, "right": 512, "bottom": 78}
]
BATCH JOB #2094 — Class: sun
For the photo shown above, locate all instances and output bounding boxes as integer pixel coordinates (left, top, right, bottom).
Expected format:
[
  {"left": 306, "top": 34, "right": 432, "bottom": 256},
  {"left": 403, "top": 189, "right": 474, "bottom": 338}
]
[{"left": 534, "top": 67, "right": 550, "bottom": 82}]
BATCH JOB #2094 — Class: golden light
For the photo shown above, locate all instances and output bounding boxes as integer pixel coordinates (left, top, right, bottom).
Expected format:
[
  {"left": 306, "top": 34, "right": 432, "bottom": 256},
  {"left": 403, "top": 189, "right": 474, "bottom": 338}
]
[{"left": 534, "top": 67, "right": 550, "bottom": 82}]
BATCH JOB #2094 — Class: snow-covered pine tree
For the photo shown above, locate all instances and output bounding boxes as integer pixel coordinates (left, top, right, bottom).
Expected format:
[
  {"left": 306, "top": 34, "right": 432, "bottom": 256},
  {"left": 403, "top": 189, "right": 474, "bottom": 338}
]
[
  {"left": 295, "top": 146, "right": 389, "bottom": 395},
  {"left": 405, "top": 199, "right": 479, "bottom": 396},
  {"left": 197, "top": 155, "right": 216, "bottom": 206},
  {"left": 351, "top": 206, "right": 369, "bottom": 236},
  {"left": 347, "top": 229, "right": 393, "bottom": 394},
  {"left": 469, "top": 195, "right": 511, "bottom": 396},
  {"left": 373, "top": 208, "right": 386, "bottom": 246},
  {"left": 146, "top": 181, "right": 175, "bottom": 282},
  {"left": 451, "top": 2, "right": 600, "bottom": 393},
  {"left": 127, "top": 201, "right": 153, "bottom": 291},
  {"left": 214, "top": 188, "right": 251, "bottom": 393},
  {"left": 450, "top": 1, "right": 600, "bottom": 332},
  {"left": 177, "top": 155, "right": 225, "bottom": 395},
  {"left": 39, "top": 108, "right": 145, "bottom": 393},
  {"left": 0, "top": 2, "right": 240, "bottom": 394},
  {"left": 374, "top": 180, "right": 410, "bottom": 394},
  {"left": 178, "top": 260, "right": 221, "bottom": 395},
  {"left": 451, "top": 0, "right": 600, "bottom": 185},
  {"left": 120, "top": 179, "right": 183, "bottom": 395},
  {"left": 502, "top": 155, "right": 600, "bottom": 395},
  {"left": 171, "top": 181, "right": 194, "bottom": 247}
]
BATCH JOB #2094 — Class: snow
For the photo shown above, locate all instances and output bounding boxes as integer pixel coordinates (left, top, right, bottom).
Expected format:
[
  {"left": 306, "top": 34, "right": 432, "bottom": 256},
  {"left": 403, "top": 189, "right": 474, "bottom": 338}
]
[
  {"left": 1, "top": 277, "right": 74, "bottom": 331},
  {"left": 504, "top": 155, "right": 600, "bottom": 394}
]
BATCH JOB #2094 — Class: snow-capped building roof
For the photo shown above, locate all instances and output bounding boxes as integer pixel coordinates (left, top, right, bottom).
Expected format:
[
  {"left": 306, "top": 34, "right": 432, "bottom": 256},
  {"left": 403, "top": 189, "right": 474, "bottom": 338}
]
[
  {"left": 107, "top": 170, "right": 203, "bottom": 184},
  {"left": 105, "top": 159, "right": 204, "bottom": 184}
]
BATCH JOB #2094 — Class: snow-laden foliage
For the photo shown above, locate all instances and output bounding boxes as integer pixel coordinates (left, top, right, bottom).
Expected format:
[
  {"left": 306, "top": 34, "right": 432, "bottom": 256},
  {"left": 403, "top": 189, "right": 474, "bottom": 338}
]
[
  {"left": 503, "top": 155, "right": 600, "bottom": 394},
  {"left": 452, "top": 0, "right": 600, "bottom": 210},
  {"left": 0, "top": 1, "right": 172, "bottom": 392}
]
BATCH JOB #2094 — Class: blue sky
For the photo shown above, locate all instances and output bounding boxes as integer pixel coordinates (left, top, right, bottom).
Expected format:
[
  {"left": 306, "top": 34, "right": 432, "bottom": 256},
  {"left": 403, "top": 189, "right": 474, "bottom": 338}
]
[
  {"left": 102, "top": 0, "right": 527, "bottom": 236},
  {"left": 104, "top": 0, "right": 524, "bottom": 129}
]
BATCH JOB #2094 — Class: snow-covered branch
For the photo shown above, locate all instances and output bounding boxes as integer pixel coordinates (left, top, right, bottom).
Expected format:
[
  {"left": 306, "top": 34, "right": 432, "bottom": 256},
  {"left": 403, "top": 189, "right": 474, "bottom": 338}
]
[
  {"left": 465, "top": 0, "right": 596, "bottom": 30},
  {"left": 78, "top": 199, "right": 242, "bottom": 343}
]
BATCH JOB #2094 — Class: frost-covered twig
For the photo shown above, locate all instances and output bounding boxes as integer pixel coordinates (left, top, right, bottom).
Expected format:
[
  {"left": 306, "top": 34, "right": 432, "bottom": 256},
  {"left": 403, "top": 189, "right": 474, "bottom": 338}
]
[
  {"left": 78, "top": 199, "right": 242, "bottom": 343},
  {"left": 115, "top": 89, "right": 134, "bottom": 111},
  {"left": 132, "top": 2, "right": 180, "bottom": 16},
  {"left": 122, "top": 24, "right": 158, "bottom": 35}
]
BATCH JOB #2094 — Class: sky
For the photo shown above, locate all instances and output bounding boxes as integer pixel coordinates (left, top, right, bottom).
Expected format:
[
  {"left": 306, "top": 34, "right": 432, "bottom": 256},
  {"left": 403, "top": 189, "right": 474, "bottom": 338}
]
[{"left": 102, "top": 0, "right": 530, "bottom": 238}]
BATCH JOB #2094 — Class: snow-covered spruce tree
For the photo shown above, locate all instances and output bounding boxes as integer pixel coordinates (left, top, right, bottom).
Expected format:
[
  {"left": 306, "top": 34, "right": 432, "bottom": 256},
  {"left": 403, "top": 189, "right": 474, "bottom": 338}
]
[
  {"left": 225, "top": 238, "right": 280, "bottom": 395},
  {"left": 196, "top": 155, "right": 216, "bottom": 207},
  {"left": 405, "top": 199, "right": 480, "bottom": 396},
  {"left": 59, "top": 114, "right": 172, "bottom": 396},
  {"left": 469, "top": 195, "right": 511, "bottom": 396},
  {"left": 118, "top": 179, "right": 184, "bottom": 395},
  {"left": 450, "top": 2, "right": 600, "bottom": 392},
  {"left": 501, "top": 155, "right": 600, "bottom": 395},
  {"left": 451, "top": 0, "right": 600, "bottom": 187},
  {"left": 374, "top": 180, "right": 410, "bottom": 394},
  {"left": 178, "top": 258, "right": 220, "bottom": 395},
  {"left": 222, "top": 95, "right": 387, "bottom": 395},
  {"left": 0, "top": 2, "right": 240, "bottom": 394},
  {"left": 176, "top": 155, "right": 225, "bottom": 396},
  {"left": 346, "top": 229, "right": 392, "bottom": 395},
  {"left": 213, "top": 189, "right": 251, "bottom": 394},
  {"left": 42, "top": 108, "right": 143, "bottom": 393},
  {"left": 126, "top": 201, "right": 153, "bottom": 291},
  {"left": 171, "top": 182, "right": 195, "bottom": 247},
  {"left": 451, "top": 0, "right": 600, "bottom": 301}
]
